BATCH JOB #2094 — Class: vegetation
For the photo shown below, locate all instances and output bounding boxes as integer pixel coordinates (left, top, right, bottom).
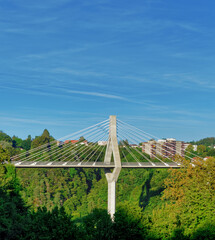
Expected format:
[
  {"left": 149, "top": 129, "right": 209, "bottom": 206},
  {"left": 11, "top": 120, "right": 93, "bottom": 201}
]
[
  {"left": 190, "top": 137, "right": 215, "bottom": 147},
  {"left": 185, "top": 143, "right": 215, "bottom": 158},
  {"left": 0, "top": 129, "right": 215, "bottom": 239}
]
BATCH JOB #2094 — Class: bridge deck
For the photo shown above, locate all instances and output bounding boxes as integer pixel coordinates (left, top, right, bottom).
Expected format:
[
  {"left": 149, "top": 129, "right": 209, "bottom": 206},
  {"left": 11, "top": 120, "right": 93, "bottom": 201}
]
[{"left": 11, "top": 161, "right": 181, "bottom": 168}]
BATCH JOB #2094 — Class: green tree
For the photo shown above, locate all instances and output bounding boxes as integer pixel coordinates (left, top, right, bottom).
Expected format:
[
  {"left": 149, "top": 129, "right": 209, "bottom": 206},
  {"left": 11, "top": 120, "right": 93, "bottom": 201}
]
[
  {"left": 31, "top": 129, "right": 54, "bottom": 149},
  {"left": 12, "top": 136, "right": 23, "bottom": 148},
  {"left": 191, "top": 220, "right": 215, "bottom": 240},
  {"left": 193, "top": 137, "right": 215, "bottom": 147},
  {"left": 0, "top": 146, "right": 10, "bottom": 164},
  {"left": 0, "top": 141, "right": 12, "bottom": 149},
  {"left": 207, "top": 148, "right": 215, "bottom": 157},
  {"left": 197, "top": 145, "right": 207, "bottom": 155},
  {"left": 27, "top": 207, "right": 80, "bottom": 240},
  {"left": 21, "top": 136, "right": 32, "bottom": 151},
  {"left": 79, "top": 136, "right": 85, "bottom": 142},
  {"left": 113, "top": 206, "right": 145, "bottom": 240},
  {"left": 0, "top": 164, "right": 30, "bottom": 239},
  {"left": 0, "top": 131, "right": 12, "bottom": 143},
  {"left": 150, "top": 157, "right": 215, "bottom": 238},
  {"left": 81, "top": 209, "right": 114, "bottom": 240}
]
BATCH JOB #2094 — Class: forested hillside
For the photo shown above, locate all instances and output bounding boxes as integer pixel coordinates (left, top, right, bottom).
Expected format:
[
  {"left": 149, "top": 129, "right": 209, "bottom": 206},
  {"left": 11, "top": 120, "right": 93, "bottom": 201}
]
[
  {"left": 190, "top": 137, "right": 215, "bottom": 146},
  {"left": 0, "top": 129, "right": 215, "bottom": 239}
]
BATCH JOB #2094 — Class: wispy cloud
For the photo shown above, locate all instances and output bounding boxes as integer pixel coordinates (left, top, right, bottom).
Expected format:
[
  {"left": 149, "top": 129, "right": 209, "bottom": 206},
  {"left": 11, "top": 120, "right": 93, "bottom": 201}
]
[
  {"left": 52, "top": 67, "right": 107, "bottom": 77},
  {"left": 21, "top": 48, "right": 88, "bottom": 60},
  {"left": 8, "top": 0, "right": 72, "bottom": 10},
  {"left": 0, "top": 85, "right": 127, "bottom": 102},
  {"left": 60, "top": 89, "right": 126, "bottom": 100},
  {"left": 0, "top": 85, "right": 90, "bottom": 101},
  {"left": 20, "top": 40, "right": 120, "bottom": 60},
  {"left": 122, "top": 115, "right": 203, "bottom": 125},
  {"left": 161, "top": 73, "right": 215, "bottom": 89},
  {"left": 176, "top": 23, "right": 200, "bottom": 33},
  {"left": 55, "top": 87, "right": 167, "bottom": 107},
  {"left": 31, "top": 17, "right": 59, "bottom": 24},
  {"left": 3, "top": 28, "right": 27, "bottom": 33},
  {"left": 0, "top": 84, "right": 163, "bottom": 109},
  {"left": 20, "top": 107, "right": 107, "bottom": 117},
  {"left": 0, "top": 116, "right": 64, "bottom": 126},
  {"left": 79, "top": 16, "right": 202, "bottom": 35}
]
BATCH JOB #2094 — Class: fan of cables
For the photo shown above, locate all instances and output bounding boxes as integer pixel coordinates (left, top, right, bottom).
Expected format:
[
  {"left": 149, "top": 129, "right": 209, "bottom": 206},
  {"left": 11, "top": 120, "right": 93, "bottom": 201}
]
[
  {"left": 11, "top": 119, "right": 109, "bottom": 166},
  {"left": 11, "top": 117, "right": 202, "bottom": 167},
  {"left": 117, "top": 119, "right": 203, "bottom": 167}
]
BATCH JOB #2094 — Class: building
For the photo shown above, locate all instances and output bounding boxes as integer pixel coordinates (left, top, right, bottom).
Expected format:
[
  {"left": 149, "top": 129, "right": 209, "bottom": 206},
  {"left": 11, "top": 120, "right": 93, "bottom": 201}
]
[
  {"left": 80, "top": 140, "right": 88, "bottom": 146},
  {"left": 183, "top": 143, "right": 197, "bottom": 151},
  {"left": 56, "top": 141, "right": 64, "bottom": 146},
  {"left": 64, "top": 140, "right": 79, "bottom": 144},
  {"left": 64, "top": 140, "right": 88, "bottom": 146},
  {"left": 193, "top": 145, "right": 198, "bottom": 151},
  {"left": 98, "top": 141, "right": 107, "bottom": 146},
  {"left": 142, "top": 138, "right": 186, "bottom": 158},
  {"left": 130, "top": 144, "right": 138, "bottom": 148}
]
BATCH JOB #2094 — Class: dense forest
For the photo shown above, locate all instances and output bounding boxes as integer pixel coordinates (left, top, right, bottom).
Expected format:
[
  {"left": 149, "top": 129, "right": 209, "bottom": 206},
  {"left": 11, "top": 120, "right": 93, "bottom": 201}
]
[
  {"left": 0, "top": 130, "right": 215, "bottom": 239},
  {"left": 190, "top": 137, "right": 215, "bottom": 147}
]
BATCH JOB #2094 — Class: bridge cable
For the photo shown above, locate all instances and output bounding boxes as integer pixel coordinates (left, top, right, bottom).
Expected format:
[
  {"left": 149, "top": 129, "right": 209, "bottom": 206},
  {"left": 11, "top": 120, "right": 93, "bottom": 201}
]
[
  {"left": 118, "top": 119, "right": 203, "bottom": 160},
  {"left": 11, "top": 118, "right": 109, "bottom": 160},
  {"left": 13, "top": 121, "right": 109, "bottom": 164},
  {"left": 117, "top": 121, "right": 178, "bottom": 165}
]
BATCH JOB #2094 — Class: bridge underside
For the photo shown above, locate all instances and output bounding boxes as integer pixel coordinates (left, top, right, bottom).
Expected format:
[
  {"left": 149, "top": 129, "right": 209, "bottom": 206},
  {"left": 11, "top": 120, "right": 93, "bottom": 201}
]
[{"left": 12, "top": 161, "right": 180, "bottom": 168}]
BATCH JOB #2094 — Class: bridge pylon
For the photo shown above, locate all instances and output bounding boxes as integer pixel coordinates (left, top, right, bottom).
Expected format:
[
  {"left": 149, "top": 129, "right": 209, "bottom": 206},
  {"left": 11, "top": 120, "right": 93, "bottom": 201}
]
[{"left": 104, "top": 115, "right": 121, "bottom": 219}]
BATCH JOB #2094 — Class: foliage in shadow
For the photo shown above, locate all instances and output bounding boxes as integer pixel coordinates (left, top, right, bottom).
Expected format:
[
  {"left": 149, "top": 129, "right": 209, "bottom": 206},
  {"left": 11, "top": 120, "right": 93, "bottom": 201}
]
[{"left": 191, "top": 221, "right": 215, "bottom": 240}]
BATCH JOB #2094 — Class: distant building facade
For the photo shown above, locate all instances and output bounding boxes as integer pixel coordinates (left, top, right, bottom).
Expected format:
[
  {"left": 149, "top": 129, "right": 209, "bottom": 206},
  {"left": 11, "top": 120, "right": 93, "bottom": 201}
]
[
  {"left": 64, "top": 140, "right": 79, "bottom": 144},
  {"left": 98, "top": 141, "right": 107, "bottom": 146},
  {"left": 64, "top": 140, "right": 88, "bottom": 146},
  {"left": 130, "top": 144, "right": 138, "bottom": 148},
  {"left": 142, "top": 138, "right": 186, "bottom": 158},
  {"left": 193, "top": 145, "right": 198, "bottom": 151}
]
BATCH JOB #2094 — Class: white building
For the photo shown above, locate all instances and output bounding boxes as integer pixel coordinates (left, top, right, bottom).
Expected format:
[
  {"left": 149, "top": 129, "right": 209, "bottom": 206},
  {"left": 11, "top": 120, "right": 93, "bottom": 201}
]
[
  {"left": 142, "top": 139, "right": 186, "bottom": 158},
  {"left": 98, "top": 141, "right": 107, "bottom": 146}
]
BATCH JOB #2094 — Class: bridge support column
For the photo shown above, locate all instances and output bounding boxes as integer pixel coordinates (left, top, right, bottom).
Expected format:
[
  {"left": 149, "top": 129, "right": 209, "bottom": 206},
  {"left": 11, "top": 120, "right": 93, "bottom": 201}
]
[
  {"left": 104, "top": 115, "right": 121, "bottom": 219},
  {"left": 107, "top": 177, "right": 116, "bottom": 218}
]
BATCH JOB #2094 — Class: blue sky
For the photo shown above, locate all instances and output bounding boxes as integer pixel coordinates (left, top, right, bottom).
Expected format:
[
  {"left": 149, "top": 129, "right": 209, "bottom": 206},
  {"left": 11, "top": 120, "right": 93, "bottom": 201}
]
[{"left": 0, "top": 0, "right": 215, "bottom": 141}]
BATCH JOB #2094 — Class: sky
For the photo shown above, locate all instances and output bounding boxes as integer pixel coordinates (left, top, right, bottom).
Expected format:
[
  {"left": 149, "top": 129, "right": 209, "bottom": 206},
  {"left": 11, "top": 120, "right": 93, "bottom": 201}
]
[{"left": 0, "top": 0, "right": 215, "bottom": 142}]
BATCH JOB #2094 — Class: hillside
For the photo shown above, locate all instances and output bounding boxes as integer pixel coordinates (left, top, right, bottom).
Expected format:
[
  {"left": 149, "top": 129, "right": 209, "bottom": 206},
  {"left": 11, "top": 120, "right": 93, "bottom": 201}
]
[
  {"left": 190, "top": 137, "right": 215, "bottom": 146},
  {"left": 0, "top": 129, "right": 215, "bottom": 239}
]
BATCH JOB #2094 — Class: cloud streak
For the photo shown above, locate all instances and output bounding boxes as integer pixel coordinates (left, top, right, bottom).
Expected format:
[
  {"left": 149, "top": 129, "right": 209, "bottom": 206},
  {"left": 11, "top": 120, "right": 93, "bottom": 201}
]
[
  {"left": 61, "top": 89, "right": 125, "bottom": 100},
  {"left": 0, "top": 85, "right": 128, "bottom": 102},
  {"left": 0, "top": 116, "right": 65, "bottom": 126}
]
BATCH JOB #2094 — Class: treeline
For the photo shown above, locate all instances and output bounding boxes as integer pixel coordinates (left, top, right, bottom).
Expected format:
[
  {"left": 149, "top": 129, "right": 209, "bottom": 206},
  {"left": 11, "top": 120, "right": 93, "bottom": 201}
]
[
  {"left": 186, "top": 144, "right": 215, "bottom": 158},
  {"left": 0, "top": 129, "right": 54, "bottom": 157},
  {"left": 190, "top": 137, "right": 215, "bottom": 147}
]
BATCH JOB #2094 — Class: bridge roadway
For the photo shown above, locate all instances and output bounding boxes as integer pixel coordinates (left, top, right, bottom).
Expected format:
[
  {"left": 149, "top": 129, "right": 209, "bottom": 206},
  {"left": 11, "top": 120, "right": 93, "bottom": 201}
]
[{"left": 11, "top": 161, "right": 181, "bottom": 168}]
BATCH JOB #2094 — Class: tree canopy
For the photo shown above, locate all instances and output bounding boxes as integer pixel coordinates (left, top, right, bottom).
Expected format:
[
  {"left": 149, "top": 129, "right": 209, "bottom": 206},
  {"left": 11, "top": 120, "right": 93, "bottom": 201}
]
[{"left": 0, "top": 129, "right": 215, "bottom": 239}]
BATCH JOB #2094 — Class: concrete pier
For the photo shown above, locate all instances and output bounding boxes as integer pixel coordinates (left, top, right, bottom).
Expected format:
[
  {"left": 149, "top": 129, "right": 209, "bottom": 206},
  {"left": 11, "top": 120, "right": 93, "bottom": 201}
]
[{"left": 104, "top": 115, "right": 121, "bottom": 219}]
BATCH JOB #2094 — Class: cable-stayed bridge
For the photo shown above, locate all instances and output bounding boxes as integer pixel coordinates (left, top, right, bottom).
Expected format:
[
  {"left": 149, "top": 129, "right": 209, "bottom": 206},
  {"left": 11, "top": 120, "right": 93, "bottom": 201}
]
[
  {"left": 11, "top": 117, "right": 191, "bottom": 169},
  {"left": 10, "top": 115, "right": 201, "bottom": 218}
]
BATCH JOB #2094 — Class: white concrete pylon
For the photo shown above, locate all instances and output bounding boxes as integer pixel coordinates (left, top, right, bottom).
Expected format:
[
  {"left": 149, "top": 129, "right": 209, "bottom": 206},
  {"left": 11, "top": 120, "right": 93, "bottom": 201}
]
[{"left": 104, "top": 115, "right": 122, "bottom": 219}]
